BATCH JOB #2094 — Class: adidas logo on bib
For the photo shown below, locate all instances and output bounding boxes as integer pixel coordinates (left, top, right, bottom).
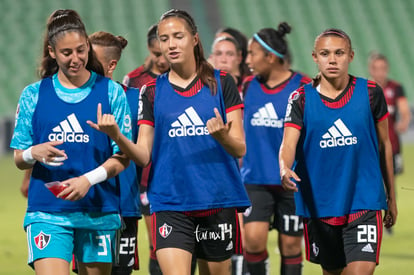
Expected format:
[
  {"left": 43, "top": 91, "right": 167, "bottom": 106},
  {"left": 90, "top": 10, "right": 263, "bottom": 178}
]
[
  {"left": 48, "top": 113, "right": 89, "bottom": 143},
  {"left": 250, "top": 102, "right": 284, "bottom": 128},
  {"left": 168, "top": 107, "right": 209, "bottom": 137},
  {"left": 319, "top": 119, "right": 357, "bottom": 148}
]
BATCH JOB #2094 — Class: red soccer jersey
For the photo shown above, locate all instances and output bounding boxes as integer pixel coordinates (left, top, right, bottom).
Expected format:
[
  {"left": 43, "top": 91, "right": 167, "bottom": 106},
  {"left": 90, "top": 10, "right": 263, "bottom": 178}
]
[{"left": 382, "top": 80, "right": 406, "bottom": 154}]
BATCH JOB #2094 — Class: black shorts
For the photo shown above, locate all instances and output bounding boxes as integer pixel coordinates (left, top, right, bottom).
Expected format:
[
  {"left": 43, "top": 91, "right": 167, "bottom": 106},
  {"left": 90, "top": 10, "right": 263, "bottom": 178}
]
[
  {"left": 243, "top": 184, "right": 303, "bottom": 236},
  {"left": 113, "top": 217, "right": 139, "bottom": 274},
  {"left": 304, "top": 210, "right": 383, "bottom": 271},
  {"left": 152, "top": 208, "right": 242, "bottom": 261}
]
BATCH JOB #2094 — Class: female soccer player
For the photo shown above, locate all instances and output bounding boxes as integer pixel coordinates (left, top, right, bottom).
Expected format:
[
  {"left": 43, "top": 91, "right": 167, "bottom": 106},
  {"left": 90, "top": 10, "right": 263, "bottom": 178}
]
[
  {"left": 241, "top": 22, "right": 310, "bottom": 275},
  {"left": 89, "top": 31, "right": 141, "bottom": 275},
  {"left": 123, "top": 24, "right": 173, "bottom": 275},
  {"left": 210, "top": 36, "right": 243, "bottom": 95},
  {"left": 279, "top": 28, "right": 397, "bottom": 275},
  {"left": 368, "top": 52, "right": 411, "bottom": 176},
  {"left": 11, "top": 9, "right": 131, "bottom": 274},
  {"left": 89, "top": 9, "right": 251, "bottom": 275},
  {"left": 214, "top": 27, "right": 250, "bottom": 88},
  {"left": 123, "top": 24, "right": 169, "bottom": 88}
]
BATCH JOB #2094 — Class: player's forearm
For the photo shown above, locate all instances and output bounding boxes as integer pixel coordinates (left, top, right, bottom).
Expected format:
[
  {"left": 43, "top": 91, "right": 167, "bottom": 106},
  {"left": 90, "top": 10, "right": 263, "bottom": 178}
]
[
  {"left": 279, "top": 142, "right": 296, "bottom": 173},
  {"left": 14, "top": 150, "right": 35, "bottom": 170},
  {"left": 217, "top": 134, "right": 246, "bottom": 159},
  {"left": 279, "top": 127, "right": 300, "bottom": 173},
  {"left": 102, "top": 153, "right": 130, "bottom": 179},
  {"left": 396, "top": 98, "right": 411, "bottom": 133},
  {"left": 379, "top": 139, "right": 395, "bottom": 200},
  {"left": 112, "top": 133, "right": 151, "bottom": 167}
]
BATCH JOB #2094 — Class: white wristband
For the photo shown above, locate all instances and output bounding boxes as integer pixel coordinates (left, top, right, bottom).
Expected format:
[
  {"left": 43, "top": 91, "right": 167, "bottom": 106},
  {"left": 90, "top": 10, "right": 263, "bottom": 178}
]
[
  {"left": 22, "top": 146, "right": 36, "bottom": 164},
  {"left": 83, "top": 166, "right": 108, "bottom": 186}
]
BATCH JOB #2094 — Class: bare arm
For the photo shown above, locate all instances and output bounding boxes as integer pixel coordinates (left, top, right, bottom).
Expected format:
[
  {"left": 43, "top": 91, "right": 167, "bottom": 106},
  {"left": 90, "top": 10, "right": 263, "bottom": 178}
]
[
  {"left": 112, "top": 124, "right": 154, "bottom": 167},
  {"left": 279, "top": 127, "right": 301, "bottom": 192},
  {"left": 376, "top": 118, "right": 397, "bottom": 227},
  {"left": 58, "top": 152, "right": 130, "bottom": 201},
  {"left": 395, "top": 97, "right": 411, "bottom": 133},
  {"left": 206, "top": 108, "right": 246, "bottom": 158},
  {"left": 87, "top": 103, "right": 154, "bottom": 167},
  {"left": 20, "top": 168, "right": 32, "bottom": 198}
]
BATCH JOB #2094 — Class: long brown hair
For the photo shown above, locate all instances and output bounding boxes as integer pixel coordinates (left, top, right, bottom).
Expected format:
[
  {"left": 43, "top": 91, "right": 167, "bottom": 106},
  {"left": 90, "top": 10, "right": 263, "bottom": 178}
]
[
  {"left": 312, "top": 28, "right": 352, "bottom": 87},
  {"left": 159, "top": 9, "right": 217, "bottom": 94},
  {"left": 38, "top": 9, "right": 104, "bottom": 78}
]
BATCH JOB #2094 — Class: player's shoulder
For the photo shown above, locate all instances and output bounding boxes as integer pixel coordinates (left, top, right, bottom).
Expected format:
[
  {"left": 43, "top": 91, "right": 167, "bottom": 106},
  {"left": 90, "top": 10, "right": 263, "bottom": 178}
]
[
  {"left": 295, "top": 71, "right": 312, "bottom": 85},
  {"left": 126, "top": 65, "right": 146, "bottom": 78},
  {"left": 288, "top": 86, "right": 306, "bottom": 104},
  {"left": 141, "top": 79, "right": 157, "bottom": 99},
  {"left": 386, "top": 79, "right": 403, "bottom": 89},
  {"left": 23, "top": 79, "right": 42, "bottom": 94},
  {"left": 243, "top": 75, "right": 255, "bottom": 84}
]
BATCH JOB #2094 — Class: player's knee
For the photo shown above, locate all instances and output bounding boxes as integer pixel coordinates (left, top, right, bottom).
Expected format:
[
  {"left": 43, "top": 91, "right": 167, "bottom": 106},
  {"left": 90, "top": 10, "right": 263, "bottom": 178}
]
[{"left": 280, "top": 235, "right": 302, "bottom": 255}]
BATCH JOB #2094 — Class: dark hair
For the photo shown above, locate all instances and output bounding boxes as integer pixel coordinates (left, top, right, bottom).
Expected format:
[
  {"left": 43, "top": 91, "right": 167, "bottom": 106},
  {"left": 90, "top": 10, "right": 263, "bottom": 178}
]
[
  {"left": 312, "top": 28, "right": 352, "bottom": 87},
  {"left": 216, "top": 27, "right": 249, "bottom": 77},
  {"left": 39, "top": 9, "right": 104, "bottom": 78},
  {"left": 89, "top": 31, "right": 128, "bottom": 62},
  {"left": 253, "top": 22, "right": 291, "bottom": 65},
  {"left": 147, "top": 24, "right": 158, "bottom": 47},
  {"left": 211, "top": 36, "right": 240, "bottom": 53},
  {"left": 159, "top": 9, "right": 216, "bottom": 94}
]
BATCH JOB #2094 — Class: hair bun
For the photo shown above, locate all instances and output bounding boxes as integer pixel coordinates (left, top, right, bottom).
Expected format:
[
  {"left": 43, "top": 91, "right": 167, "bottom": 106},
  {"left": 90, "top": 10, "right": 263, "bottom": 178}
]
[
  {"left": 277, "top": 22, "right": 291, "bottom": 37},
  {"left": 116, "top": 36, "right": 128, "bottom": 49}
]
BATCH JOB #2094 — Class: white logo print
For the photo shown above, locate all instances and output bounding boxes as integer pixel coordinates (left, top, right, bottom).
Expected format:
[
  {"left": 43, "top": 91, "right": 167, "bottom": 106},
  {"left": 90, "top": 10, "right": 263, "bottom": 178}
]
[
  {"left": 361, "top": 243, "right": 374, "bottom": 253},
  {"left": 48, "top": 113, "right": 89, "bottom": 143},
  {"left": 319, "top": 119, "right": 357, "bottom": 148},
  {"left": 168, "top": 107, "right": 209, "bottom": 137},
  {"left": 312, "top": 242, "right": 319, "bottom": 257},
  {"left": 250, "top": 102, "right": 284, "bottom": 128}
]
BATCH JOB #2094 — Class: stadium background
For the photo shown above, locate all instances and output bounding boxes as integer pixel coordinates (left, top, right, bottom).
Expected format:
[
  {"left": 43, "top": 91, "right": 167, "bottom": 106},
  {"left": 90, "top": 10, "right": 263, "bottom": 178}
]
[{"left": 0, "top": 0, "right": 413, "bottom": 155}]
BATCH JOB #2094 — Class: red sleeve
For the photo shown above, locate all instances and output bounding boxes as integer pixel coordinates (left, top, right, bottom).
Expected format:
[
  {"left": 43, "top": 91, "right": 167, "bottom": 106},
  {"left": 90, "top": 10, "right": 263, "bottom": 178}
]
[
  {"left": 138, "top": 80, "right": 156, "bottom": 126},
  {"left": 368, "top": 80, "right": 389, "bottom": 123},
  {"left": 220, "top": 71, "right": 243, "bottom": 112},
  {"left": 284, "top": 87, "right": 305, "bottom": 130}
]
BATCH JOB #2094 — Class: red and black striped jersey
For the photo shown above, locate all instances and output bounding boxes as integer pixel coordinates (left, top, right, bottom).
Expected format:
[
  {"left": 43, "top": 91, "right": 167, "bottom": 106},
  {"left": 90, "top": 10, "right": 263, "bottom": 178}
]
[
  {"left": 285, "top": 76, "right": 389, "bottom": 130},
  {"left": 123, "top": 65, "right": 158, "bottom": 89},
  {"left": 242, "top": 70, "right": 311, "bottom": 99},
  {"left": 139, "top": 70, "right": 243, "bottom": 126}
]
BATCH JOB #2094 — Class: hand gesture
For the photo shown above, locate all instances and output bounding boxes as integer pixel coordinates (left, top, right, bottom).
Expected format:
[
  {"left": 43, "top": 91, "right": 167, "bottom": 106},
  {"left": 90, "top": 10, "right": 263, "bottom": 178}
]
[
  {"left": 31, "top": 141, "right": 67, "bottom": 166},
  {"left": 206, "top": 108, "right": 232, "bottom": 140},
  {"left": 57, "top": 176, "right": 92, "bottom": 201},
  {"left": 280, "top": 167, "right": 300, "bottom": 192},
  {"left": 87, "top": 103, "right": 120, "bottom": 140}
]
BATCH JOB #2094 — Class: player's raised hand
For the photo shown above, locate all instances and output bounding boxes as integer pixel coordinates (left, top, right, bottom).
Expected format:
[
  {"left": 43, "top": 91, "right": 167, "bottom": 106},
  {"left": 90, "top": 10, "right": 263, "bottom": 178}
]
[
  {"left": 206, "top": 108, "right": 233, "bottom": 140},
  {"left": 87, "top": 103, "right": 121, "bottom": 140}
]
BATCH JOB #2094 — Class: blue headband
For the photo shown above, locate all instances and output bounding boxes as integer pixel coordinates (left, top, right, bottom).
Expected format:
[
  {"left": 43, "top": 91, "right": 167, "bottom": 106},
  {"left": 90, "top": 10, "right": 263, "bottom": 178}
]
[{"left": 253, "top": 33, "right": 284, "bottom": 59}]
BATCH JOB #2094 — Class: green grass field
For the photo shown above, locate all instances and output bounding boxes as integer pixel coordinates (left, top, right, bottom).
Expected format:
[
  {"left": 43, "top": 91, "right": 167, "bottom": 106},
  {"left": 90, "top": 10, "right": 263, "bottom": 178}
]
[{"left": 1, "top": 145, "right": 413, "bottom": 274}]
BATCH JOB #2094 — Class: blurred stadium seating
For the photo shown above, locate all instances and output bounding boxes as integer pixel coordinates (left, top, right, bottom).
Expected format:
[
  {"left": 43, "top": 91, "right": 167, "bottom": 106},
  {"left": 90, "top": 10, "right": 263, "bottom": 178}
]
[{"left": 0, "top": 0, "right": 413, "bottom": 153}]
